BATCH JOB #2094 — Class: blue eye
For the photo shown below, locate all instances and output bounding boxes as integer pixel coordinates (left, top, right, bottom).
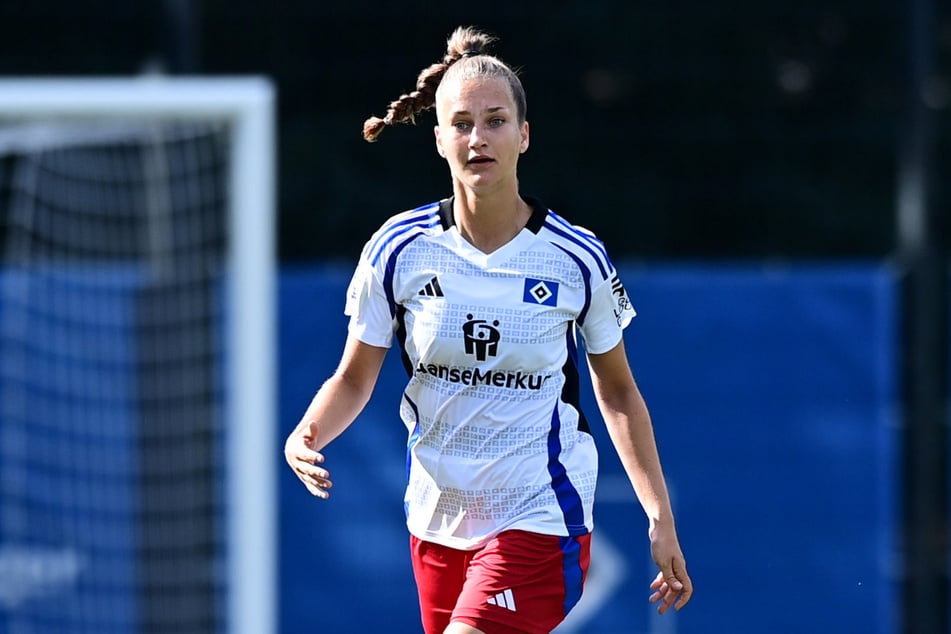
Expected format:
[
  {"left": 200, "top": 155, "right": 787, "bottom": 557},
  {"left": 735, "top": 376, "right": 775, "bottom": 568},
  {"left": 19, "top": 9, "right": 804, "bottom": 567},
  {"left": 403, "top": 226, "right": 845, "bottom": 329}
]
[
  {"left": 489, "top": 118, "right": 505, "bottom": 127},
  {"left": 454, "top": 121, "right": 471, "bottom": 131}
]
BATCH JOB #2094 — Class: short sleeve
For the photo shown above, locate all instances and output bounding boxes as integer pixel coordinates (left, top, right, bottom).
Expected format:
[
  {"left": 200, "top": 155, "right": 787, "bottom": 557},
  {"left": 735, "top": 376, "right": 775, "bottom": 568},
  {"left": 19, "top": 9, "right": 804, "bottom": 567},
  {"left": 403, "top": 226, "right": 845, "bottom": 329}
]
[
  {"left": 577, "top": 270, "right": 636, "bottom": 354},
  {"left": 344, "top": 252, "right": 395, "bottom": 348}
]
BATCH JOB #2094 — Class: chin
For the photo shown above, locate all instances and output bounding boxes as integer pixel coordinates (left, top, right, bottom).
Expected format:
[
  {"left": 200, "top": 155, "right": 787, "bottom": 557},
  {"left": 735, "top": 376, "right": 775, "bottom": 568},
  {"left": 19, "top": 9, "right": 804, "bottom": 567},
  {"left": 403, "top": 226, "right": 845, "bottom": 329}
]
[{"left": 462, "top": 178, "right": 501, "bottom": 193}]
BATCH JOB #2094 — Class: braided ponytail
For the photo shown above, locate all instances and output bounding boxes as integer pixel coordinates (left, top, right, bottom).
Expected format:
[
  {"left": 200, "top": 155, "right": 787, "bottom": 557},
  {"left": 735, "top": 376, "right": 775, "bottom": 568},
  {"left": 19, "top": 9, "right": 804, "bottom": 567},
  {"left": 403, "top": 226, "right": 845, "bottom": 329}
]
[{"left": 362, "top": 26, "right": 499, "bottom": 142}]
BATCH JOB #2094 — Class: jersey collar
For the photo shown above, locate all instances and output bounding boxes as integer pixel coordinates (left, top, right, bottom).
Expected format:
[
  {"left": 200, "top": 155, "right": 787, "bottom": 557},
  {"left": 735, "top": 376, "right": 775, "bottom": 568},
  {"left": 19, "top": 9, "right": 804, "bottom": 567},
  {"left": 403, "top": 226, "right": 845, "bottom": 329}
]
[{"left": 438, "top": 195, "right": 549, "bottom": 234}]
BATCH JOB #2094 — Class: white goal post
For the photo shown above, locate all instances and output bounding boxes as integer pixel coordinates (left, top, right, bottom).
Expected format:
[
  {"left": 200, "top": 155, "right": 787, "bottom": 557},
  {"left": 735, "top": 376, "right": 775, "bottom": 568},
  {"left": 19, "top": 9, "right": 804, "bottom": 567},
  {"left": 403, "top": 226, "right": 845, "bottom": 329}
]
[{"left": 0, "top": 77, "right": 276, "bottom": 634}]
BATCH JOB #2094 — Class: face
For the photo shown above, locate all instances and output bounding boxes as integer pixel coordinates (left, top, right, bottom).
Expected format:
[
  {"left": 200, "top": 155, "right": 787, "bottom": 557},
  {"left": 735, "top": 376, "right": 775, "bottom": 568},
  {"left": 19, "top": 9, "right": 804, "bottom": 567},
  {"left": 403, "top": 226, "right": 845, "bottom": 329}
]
[{"left": 434, "top": 76, "right": 529, "bottom": 194}]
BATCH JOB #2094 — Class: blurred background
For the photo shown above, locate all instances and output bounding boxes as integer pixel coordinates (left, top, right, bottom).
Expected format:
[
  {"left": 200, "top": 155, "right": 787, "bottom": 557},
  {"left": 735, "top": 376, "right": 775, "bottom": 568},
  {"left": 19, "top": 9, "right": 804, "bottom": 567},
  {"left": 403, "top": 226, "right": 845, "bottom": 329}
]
[{"left": 0, "top": 1, "right": 948, "bottom": 633}]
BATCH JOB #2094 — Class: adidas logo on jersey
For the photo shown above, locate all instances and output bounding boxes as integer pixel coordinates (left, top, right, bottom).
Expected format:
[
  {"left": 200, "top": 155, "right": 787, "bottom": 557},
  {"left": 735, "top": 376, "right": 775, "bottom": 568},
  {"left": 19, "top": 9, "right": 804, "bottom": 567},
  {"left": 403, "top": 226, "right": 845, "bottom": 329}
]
[
  {"left": 418, "top": 276, "right": 444, "bottom": 297},
  {"left": 486, "top": 588, "right": 517, "bottom": 612}
]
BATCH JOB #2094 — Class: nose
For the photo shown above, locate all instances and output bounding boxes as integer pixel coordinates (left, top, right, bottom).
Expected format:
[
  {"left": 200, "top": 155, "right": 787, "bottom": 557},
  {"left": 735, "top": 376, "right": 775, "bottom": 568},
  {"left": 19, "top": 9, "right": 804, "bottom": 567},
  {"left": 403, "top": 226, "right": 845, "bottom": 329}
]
[{"left": 468, "top": 124, "right": 487, "bottom": 149}]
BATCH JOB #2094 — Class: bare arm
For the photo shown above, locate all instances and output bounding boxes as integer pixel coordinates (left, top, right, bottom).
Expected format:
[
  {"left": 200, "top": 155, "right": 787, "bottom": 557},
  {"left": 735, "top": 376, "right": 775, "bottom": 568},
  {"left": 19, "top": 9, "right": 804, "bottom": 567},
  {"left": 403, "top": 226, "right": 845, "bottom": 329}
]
[
  {"left": 283, "top": 334, "right": 388, "bottom": 499},
  {"left": 587, "top": 339, "right": 693, "bottom": 613}
]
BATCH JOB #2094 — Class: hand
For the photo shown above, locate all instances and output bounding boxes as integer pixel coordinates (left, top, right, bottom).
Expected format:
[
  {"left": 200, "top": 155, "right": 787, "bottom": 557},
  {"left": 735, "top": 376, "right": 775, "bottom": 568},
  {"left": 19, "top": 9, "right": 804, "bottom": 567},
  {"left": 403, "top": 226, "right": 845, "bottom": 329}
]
[
  {"left": 648, "top": 525, "right": 692, "bottom": 614},
  {"left": 284, "top": 420, "right": 333, "bottom": 499}
]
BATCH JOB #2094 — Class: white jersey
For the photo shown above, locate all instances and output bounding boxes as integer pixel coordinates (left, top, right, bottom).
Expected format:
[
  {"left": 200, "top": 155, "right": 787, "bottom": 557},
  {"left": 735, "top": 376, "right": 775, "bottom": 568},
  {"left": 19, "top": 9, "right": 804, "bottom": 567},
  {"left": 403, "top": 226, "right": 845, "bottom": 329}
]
[{"left": 345, "top": 197, "right": 635, "bottom": 550}]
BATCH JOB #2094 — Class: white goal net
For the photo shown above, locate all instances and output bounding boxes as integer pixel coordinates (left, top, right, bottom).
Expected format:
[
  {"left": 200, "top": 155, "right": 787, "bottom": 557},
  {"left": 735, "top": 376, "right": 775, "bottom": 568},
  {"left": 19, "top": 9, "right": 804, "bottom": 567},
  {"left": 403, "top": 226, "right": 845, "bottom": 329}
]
[{"left": 0, "top": 78, "right": 276, "bottom": 634}]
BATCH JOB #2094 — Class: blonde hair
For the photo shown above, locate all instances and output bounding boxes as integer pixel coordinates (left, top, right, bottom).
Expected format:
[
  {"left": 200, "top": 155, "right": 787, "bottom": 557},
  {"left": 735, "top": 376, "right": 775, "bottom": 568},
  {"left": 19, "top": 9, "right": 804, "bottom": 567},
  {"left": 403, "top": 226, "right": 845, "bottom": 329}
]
[{"left": 362, "top": 26, "right": 526, "bottom": 143}]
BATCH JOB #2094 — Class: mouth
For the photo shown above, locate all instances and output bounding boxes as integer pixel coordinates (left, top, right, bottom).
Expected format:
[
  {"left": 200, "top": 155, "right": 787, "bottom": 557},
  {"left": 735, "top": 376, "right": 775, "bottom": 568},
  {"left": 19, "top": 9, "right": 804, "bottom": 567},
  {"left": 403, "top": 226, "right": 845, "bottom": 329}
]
[{"left": 466, "top": 156, "right": 494, "bottom": 165}]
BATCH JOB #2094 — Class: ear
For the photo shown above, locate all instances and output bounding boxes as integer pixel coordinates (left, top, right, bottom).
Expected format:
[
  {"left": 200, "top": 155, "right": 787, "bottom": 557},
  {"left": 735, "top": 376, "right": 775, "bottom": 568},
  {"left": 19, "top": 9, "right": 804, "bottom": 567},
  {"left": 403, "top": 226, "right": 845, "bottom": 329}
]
[
  {"left": 434, "top": 125, "right": 446, "bottom": 157},
  {"left": 519, "top": 121, "right": 530, "bottom": 154}
]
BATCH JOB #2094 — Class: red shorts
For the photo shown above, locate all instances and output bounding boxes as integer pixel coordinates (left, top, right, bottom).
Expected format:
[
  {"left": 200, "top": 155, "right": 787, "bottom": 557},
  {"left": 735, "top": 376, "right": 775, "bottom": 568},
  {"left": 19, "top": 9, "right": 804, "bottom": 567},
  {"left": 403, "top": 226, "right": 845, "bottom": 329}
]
[{"left": 410, "top": 529, "right": 592, "bottom": 634}]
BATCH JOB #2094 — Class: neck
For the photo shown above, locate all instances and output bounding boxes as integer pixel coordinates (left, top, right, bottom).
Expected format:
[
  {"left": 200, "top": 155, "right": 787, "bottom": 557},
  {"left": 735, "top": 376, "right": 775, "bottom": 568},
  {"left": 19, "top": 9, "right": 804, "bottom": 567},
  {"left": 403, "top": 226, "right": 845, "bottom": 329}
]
[{"left": 452, "top": 184, "right": 530, "bottom": 254}]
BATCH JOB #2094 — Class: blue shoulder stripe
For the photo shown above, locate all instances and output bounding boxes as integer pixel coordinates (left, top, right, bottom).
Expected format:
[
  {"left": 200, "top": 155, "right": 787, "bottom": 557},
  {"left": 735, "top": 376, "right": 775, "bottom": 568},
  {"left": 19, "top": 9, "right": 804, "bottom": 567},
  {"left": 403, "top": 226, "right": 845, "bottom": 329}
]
[
  {"left": 543, "top": 215, "right": 610, "bottom": 280},
  {"left": 382, "top": 229, "right": 426, "bottom": 317},
  {"left": 553, "top": 244, "right": 592, "bottom": 325},
  {"left": 367, "top": 202, "right": 441, "bottom": 266},
  {"left": 547, "top": 211, "right": 611, "bottom": 264}
]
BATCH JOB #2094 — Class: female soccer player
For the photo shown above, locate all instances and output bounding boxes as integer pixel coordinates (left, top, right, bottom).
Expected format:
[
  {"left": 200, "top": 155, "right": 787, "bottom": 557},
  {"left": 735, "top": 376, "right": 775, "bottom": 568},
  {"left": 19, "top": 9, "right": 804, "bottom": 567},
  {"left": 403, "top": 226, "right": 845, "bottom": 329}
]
[{"left": 285, "top": 25, "right": 692, "bottom": 634}]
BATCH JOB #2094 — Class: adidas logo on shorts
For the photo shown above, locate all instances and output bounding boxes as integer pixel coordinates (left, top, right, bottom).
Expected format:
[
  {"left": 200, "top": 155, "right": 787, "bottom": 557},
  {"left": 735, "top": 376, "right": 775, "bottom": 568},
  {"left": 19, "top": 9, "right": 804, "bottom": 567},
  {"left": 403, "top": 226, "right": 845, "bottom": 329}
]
[{"left": 486, "top": 588, "right": 516, "bottom": 612}]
